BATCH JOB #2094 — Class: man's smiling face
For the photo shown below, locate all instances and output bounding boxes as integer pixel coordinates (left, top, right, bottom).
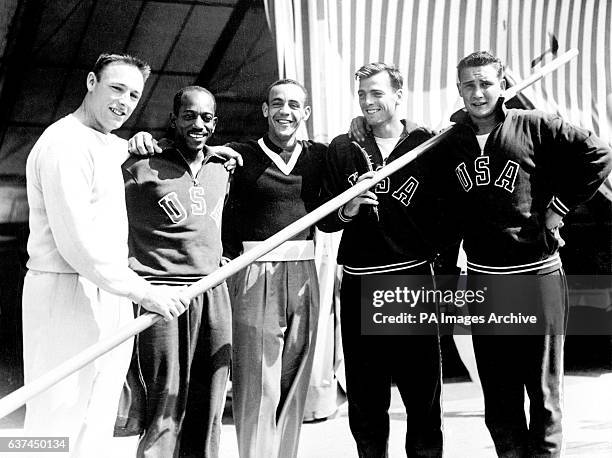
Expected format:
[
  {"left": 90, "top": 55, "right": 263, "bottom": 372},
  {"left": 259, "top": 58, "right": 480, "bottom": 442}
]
[
  {"left": 263, "top": 83, "right": 311, "bottom": 146},
  {"left": 358, "top": 71, "right": 403, "bottom": 129},
  {"left": 172, "top": 89, "right": 217, "bottom": 154},
  {"left": 87, "top": 62, "right": 144, "bottom": 133}
]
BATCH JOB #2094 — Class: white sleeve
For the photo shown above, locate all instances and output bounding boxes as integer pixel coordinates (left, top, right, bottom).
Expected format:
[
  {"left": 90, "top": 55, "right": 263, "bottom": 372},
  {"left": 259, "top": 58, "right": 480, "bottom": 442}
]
[{"left": 37, "top": 142, "right": 149, "bottom": 303}]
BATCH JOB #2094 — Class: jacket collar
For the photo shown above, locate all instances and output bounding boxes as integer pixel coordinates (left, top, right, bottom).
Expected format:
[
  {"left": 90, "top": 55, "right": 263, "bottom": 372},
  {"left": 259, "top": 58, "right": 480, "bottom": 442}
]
[
  {"left": 353, "top": 119, "right": 421, "bottom": 167},
  {"left": 364, "top": 119, "right": 419, "bottom": 142},
  {"left": 399, "top": 119, "right": 419, "bottom": 139},
  {"left": 157, "top": 138, "right": 225, "bottom": 164}
]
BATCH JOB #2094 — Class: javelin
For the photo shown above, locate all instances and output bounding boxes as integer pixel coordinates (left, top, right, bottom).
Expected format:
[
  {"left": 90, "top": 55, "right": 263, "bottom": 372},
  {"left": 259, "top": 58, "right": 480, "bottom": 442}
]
[{"left": 0, "top": 48, "right": 579, "bottom": 420}]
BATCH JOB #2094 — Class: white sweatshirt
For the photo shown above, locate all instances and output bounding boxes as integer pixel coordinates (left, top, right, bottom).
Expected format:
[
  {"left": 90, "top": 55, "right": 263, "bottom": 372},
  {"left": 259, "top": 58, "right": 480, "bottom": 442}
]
[{"left": 26, "top": 114, "right": 149, "bottom": 303}]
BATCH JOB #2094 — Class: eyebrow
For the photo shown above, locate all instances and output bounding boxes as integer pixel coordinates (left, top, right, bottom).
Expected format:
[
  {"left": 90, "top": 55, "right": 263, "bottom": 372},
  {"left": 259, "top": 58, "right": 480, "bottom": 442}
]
[
  {"left": 271, "top": 97, "right": 302, "bottom": 105},
  {"left": 460, "top": 77, "right": 494, "bottom": 85},
  {"left": 108, "top": 81, "right": 141, "bottom": 95},
  {"left": 182, "top": 109, "right": 214, "bottom": 115}
]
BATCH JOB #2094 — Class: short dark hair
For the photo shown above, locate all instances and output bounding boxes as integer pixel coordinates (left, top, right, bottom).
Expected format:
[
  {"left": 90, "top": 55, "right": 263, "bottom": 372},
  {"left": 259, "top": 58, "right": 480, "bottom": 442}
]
[
  {"left": 457, "top": 51, "right": 504, "bottom": 81},
  {"left": 264, "top": 79, "right": 308, "bottom": 104},
  {"left": 355, "top": 63, "right": 403, "bottom": 90},
  {"left": 92, "top": 53, "right": 151, "bottom": 82},
  {"left": 173, "top": 86, "right": 216, "bottom": 115}
]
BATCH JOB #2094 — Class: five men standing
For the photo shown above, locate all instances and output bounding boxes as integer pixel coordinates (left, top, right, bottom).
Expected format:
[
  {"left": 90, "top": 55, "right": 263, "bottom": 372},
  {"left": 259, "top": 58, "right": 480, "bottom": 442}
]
[{"left": 19, "top": 47, "right": 612, "bottom": 458}]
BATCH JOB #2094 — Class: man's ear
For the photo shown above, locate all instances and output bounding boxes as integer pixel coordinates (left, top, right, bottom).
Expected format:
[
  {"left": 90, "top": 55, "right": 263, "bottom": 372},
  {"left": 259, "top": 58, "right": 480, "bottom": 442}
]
[
  {"left": 262, "top": 102, "right": 269, "bottom": 118},
  {"left": 395, "top": 88, "right": 403, "bottom": 105},
  {"left": 86, "top": 72, "right": 97, "bottom": 92},
  {"left": 169, "top": 112, "right": 177, "bottom": 129},
  {"left": 211, "top": 116, "right": 218, "bottom": 133},
  {"left": 303, "top": 105, "right": 311, "bottom": 121},
  {"left": 500, "top": 78, "right": 507, "bottom": 91}
]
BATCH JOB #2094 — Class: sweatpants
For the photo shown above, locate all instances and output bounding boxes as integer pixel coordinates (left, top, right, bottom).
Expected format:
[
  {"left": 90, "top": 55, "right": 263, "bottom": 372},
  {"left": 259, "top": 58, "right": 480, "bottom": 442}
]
[
  {"left": 22, "top": 270, "right": 134, "bottom": 458},
  {"left": 228, "top": 260, "right": 319, "bottom": 458},
  {"left": 116, "top": 282, "right": 232, "bottom": 458},
  {"left": 469, "top": 269, "right": 568, "bottom": 457},
  {"left": 340, "top": 267, "right": 443, "bottom": 458}
]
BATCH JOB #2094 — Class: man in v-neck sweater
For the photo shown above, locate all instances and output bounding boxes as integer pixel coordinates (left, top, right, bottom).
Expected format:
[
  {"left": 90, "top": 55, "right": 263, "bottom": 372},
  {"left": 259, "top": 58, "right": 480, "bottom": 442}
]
[{"left": 221, "top": 80, "right": 326, "bottom": 458}]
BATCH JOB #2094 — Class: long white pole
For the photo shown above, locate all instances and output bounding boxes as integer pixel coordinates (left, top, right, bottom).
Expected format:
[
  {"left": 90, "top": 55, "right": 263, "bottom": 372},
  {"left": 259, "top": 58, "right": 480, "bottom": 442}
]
[{"left": 0, "top": 48, "right": 579, "bottom": 420}]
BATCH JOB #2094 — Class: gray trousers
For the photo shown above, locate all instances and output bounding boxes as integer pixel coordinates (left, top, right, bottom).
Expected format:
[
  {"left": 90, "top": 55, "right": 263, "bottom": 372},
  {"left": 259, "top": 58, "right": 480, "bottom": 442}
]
[
  {"left": 228, "top": 260, "right": 319, "bottom": 458},
  {"left": 115, "top": 283, "right": 232, "bottom": 458}
]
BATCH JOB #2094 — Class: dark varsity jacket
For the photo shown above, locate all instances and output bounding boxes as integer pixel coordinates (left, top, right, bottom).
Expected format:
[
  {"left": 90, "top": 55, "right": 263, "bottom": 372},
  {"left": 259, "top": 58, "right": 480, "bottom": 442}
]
[
  {"left": 122, "top": 139, "right": 230, "bottom": 284},
  {"left": 318, "top": 121, "right": 457, "bottom": 274},
  {"left": 442, "top": 101, "right": 612, "bottom": 273},
  {"left": 222, "top": 134, "right": 327, "bottom": 260}
]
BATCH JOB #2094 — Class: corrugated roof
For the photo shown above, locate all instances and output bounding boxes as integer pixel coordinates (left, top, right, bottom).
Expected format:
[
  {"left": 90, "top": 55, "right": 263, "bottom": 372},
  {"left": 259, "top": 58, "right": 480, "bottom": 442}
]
[{"left": 0, "top": 0, "right": 278, "bottom": 175}]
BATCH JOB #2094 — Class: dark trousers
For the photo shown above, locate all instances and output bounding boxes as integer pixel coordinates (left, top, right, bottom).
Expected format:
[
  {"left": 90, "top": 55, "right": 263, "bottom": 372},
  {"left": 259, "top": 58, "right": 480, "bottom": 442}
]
[
  {"left": 469, "top": 270, "right": 567, "bottom": 457},
  {"left": 116, "top": 282, "right": 232, "bottom": 458},
  {"left": 340, "top": 269, "right": 443, "bottom": 458}
]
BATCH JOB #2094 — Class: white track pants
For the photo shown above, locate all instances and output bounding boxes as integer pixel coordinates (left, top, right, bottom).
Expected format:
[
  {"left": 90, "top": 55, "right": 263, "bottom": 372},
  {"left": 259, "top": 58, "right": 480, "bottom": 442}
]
[{"left": 22, "top": 271, "right": 133, "bottom": 458}]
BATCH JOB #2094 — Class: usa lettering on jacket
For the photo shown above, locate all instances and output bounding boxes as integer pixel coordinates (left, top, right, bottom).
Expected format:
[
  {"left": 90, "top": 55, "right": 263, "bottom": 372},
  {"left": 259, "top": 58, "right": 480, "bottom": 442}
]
[
  {"left": 455, "top": 156, "right": 519, "bottom": 193},
  {"left": 347, "top": 167, "right": 420, "bottom": 208},
  {"left": 158, "top": 185, "right": 207, "bottom": 223}
]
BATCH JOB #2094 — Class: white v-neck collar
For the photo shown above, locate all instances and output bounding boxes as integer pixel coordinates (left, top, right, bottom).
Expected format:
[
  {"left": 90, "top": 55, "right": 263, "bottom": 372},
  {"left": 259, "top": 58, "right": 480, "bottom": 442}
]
[{"left": 257, "top": 137, "right": 303, "bottom": 175}]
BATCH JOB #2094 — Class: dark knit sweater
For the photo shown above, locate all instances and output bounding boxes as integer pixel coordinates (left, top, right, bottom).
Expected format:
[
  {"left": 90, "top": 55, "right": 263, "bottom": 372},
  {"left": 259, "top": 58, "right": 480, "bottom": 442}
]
[{"left": 222, "top": 134, "right": 327, "bottom": 260}]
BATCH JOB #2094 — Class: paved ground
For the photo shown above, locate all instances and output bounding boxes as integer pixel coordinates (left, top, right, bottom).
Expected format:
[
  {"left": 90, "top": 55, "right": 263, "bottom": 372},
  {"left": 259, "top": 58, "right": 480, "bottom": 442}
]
[
  {"left": 216, "top": 372, "right": 612, "bottom": 457},
  {"left": 3, "top": 372, "right": 608, "bottom": 457}
]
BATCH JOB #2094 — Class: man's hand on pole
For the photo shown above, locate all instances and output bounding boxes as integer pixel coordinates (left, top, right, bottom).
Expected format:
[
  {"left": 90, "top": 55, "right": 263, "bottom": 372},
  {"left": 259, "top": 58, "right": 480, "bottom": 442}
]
[
  {"left": 139, "top": 284, "right": 186, "bottom": 321},
  {"left": 341, "top": 171, "right": 378, "bottom": 218}
]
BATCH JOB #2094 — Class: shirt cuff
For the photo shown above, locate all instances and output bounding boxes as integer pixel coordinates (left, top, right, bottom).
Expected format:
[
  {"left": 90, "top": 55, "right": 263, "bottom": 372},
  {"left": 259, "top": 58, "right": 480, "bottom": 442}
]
[
  {"left": 548, "top": 196, "right": 570, "bottom": 217},
  {"left": 338, "top": 206, "right": 354, "bottom": 223},
  {"left": 128, "top": 278, "right": 151, "bottom": 304}
]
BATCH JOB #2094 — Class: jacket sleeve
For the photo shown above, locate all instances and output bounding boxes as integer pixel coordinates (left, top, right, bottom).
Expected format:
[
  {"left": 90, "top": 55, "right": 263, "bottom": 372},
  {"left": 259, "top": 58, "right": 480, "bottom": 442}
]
[
  {"left": 542, "top": 113, "right": 612, "bottom": 216},
  {"left": 316, "top": 138, "right": 355, "bottom": 233},
  {"left": 302, "top": 141, "right": 328, "bottom": 215}
]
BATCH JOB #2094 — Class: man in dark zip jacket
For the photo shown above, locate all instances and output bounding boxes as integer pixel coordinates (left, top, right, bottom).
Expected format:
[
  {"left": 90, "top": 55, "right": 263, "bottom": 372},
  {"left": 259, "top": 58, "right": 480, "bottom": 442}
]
[
  {"left": 437, "top": 51, "right": 612, "bottom": 457},
  {"left": 318, "top": 63, "right": 451, "bottom": 458}
]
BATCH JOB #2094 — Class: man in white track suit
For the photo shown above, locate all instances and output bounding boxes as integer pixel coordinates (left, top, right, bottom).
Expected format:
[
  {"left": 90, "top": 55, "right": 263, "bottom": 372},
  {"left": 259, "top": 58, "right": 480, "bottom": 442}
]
[{"left": 22, "top": 53, "right": 186, "bottom": 458}]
